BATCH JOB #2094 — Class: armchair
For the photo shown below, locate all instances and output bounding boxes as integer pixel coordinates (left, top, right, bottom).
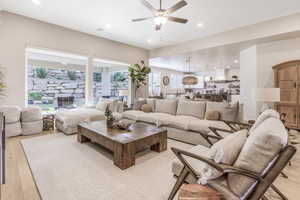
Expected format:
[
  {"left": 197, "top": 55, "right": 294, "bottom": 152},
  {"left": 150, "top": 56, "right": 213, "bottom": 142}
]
[
  {"left": 169, "top": 109, "right": 296, "bottom": 200},
  {"left": 168, "top": 145, "right": 296, "bottom": 200}
]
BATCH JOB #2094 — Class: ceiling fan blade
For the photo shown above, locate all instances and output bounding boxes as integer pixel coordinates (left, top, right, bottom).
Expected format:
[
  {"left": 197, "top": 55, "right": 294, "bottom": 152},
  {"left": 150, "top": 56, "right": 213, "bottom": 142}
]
[
  {"left": 167, "top": 0, "right": 188, "bottom": 14},
  {"left": 132, "top": 17, "right": 152, "bottom": 22},
  {"left": 141, "top": 0, "right": 157, "bottom": 13},
  {"left": 167, "top": 16, "right": 188, "bottom": 24},
  {"left": 155, "top": 24, "right": 162, "bottom": 31}
]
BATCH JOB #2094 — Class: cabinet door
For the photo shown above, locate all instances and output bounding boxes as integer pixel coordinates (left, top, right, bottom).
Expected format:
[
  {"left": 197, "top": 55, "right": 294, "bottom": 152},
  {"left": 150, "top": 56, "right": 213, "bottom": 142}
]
[
  {"left": 276, "top": 105, "right": 297, "bottom": 127},
  {"left": 277, "top": 65, "right": 298, "bottom": 104}
]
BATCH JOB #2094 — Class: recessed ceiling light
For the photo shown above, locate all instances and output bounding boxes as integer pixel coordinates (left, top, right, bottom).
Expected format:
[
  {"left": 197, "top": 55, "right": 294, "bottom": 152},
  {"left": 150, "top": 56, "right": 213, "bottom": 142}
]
[
  {"left": 147, "top": 39, "right": 151, "bottom": 43},
  {"left": 197, "top": 23, "right": 204, "bottom": 28},
  {"left": 105, "top": 24, "right": 111, "bottom": 29},
  {"left": 226, "top": 65, "right": 231, "bottom": 69},
  {"left": 32, "top": 0, "right": 41, "bottom": 5},
  {"left": 234, "top": 59, "right": 239, "bottom": 64}
]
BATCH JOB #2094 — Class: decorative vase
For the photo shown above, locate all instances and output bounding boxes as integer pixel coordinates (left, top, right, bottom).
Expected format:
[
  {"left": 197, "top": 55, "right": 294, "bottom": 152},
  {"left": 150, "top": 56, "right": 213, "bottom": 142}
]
[{"left": 106, "top": 120, "right": 114, "bottom": 128}]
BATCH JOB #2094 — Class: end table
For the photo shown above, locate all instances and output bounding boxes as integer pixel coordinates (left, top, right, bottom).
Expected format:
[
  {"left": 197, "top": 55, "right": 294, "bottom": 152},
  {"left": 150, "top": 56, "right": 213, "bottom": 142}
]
[
  {"left": 43, "top": 112, "right": 55, "bottom": 131},
  {"left": 178, "top": 184, "right": 223, "bottom": 200}
]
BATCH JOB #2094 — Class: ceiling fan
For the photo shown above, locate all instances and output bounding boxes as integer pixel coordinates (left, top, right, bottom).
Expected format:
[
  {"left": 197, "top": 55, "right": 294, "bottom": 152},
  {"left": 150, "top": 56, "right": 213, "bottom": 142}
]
[{"left": 132, "top": 0, "right": 188, "bottom": 31}]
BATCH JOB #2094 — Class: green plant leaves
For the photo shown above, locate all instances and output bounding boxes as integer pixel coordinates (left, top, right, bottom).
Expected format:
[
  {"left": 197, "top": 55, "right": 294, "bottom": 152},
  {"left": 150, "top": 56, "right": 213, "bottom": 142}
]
[
  {"left": 128, "top": 60, "right": 151, "bottom": 89},
  {"left": 36, "top": 68, "right": 48, "bottom": 79}
]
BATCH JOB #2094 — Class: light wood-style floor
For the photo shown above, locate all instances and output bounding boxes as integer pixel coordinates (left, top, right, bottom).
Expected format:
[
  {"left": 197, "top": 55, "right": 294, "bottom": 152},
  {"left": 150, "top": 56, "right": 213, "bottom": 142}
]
[{"left": 0, "top": 130, "right": 299, "bottom": 200}]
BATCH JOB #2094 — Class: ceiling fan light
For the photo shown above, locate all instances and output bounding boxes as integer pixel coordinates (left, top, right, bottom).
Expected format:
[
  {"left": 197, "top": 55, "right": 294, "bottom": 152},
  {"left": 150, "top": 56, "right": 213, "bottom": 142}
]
[{"left": 154, "top": 16, "right": 167, "bottom": 25}]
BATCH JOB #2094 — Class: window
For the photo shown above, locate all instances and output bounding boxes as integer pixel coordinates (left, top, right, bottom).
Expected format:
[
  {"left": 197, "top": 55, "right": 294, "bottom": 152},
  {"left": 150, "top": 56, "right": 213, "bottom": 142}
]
[
  {"left": 149, "top": 72, "right": 161, "bottom": 96},
  {"left": 26, "top": 48, "right": 87, "bottom": 111},
  {"left": 93, "top": 60, "right": 129, "bottom": 104}
]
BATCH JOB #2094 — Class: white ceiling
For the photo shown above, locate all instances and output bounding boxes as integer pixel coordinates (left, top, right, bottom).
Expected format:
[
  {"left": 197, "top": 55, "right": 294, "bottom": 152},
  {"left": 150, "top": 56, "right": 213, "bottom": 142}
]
[
  {"left": 1, "top": 0, "right": 300, "bottom": 49},
  {"left": 150, "top": 44, "right": 241, "bottom": 72}
]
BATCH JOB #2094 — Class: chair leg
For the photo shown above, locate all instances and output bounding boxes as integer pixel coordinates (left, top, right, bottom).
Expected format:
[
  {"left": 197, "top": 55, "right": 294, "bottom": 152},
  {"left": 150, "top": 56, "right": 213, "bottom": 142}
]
[
  {"left": 271, "top": 184, "right": 289, "bottom": 200},
  {"left": 261, "top": 195, "right": 269, "bottom": 200},
  {"left": 168, "top": 166, "right": 190, "bottom": 200}
]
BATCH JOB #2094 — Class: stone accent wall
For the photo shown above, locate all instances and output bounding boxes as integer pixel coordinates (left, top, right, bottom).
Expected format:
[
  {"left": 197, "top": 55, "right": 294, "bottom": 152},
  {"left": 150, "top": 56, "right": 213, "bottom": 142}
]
[{"left": 28, "top": 66, "right": 89, "bottom": 105}]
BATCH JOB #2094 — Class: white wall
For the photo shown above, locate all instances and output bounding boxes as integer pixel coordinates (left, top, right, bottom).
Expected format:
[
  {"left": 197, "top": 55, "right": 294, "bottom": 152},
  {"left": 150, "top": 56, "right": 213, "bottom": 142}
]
[
  {"left": 0, "top": 11, "right": 148, "bottom": 107},
  {"left": 240, "top": 46, "right": 257, "bottom": 120},
  {"left": 150, "top": 13, "right": 300, "bottom": 58},
  {"left": 257, "top": 37, "right": 300, "bottom": 88},
  {"left": 226, "top": 68, "right": 240, "bottom": 80},
  {"left": 239, "top": 37, "right": 300, "bottom": 120}
]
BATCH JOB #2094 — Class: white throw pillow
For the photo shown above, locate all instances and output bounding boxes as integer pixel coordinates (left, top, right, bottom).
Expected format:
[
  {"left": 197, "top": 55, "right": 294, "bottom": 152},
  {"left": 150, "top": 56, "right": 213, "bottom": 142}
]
[
  {"left": 96, "top": 101, "right": 108, "bottom": 111},
  {"left": 199, "top": 129, "right": 248, "bottom": 184}
]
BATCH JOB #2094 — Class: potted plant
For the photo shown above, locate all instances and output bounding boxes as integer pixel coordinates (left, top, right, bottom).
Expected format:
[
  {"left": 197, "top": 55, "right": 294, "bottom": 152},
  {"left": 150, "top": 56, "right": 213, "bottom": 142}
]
[
  {"left": 128, "top": 60, "right": 151, "bottom": 100},
  {"left": 104, "top": 106, "right": 115, "bottom": 128}
]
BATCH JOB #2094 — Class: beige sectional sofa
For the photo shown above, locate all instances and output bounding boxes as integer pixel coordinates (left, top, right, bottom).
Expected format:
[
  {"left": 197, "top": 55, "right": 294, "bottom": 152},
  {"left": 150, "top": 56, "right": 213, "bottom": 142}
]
[
  {"left": 122, "top": 99, "right": 239, "bottom": 146},
  {"left": 55, "top": 99, "right": 123, "bottom": 135}
]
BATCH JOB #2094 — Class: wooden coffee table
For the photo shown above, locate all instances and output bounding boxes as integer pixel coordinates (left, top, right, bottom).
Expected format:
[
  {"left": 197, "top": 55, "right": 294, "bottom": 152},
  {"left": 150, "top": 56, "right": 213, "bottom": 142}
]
[{"left": 77, "top": 121, "right": 167, "bottom": 170}]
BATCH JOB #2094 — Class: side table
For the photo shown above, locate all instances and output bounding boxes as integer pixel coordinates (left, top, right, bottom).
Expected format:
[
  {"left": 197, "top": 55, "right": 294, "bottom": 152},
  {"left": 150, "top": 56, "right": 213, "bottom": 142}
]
[
  {"left": 43, "top": 113, "right": 55, "bottom": 131},
  {"left": 178, "top": 184, "right": 223, "bottom": 200}
]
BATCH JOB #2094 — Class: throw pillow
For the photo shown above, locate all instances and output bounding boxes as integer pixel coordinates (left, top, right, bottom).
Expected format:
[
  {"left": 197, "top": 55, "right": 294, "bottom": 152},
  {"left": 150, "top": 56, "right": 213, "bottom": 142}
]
[
  {"left": 205, "top": 111, "right": 220, "bottom": 121},
  {"left": 199, "top": 129, "right": 248, "bottom": 184},
  {"left": 133, "top": 99, "right": 146, "bottom": 110},
  {"left": 96, "top": 101, "right": 109, "bottom": 112},
  {"left": 141, "top": 104, "right": 152, "bottom": 113}
]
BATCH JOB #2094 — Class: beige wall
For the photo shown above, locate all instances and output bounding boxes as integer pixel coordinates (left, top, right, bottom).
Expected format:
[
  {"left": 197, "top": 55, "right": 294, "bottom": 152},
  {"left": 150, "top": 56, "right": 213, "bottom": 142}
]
[{"left": 0, "top": 11, "right": 149, "bottom": 107}]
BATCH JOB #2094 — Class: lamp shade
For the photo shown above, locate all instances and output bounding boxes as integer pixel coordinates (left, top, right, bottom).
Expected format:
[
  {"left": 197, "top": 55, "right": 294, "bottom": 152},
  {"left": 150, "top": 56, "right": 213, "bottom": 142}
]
[
  {"left": 119, "top": 90, "right": 129, "bottom": 96},
  {"left": 182, "top": 75, "right": 198, "bottom": 85},
  {"left": 255, "top": 88, "right": 280, "bottom": 102}
]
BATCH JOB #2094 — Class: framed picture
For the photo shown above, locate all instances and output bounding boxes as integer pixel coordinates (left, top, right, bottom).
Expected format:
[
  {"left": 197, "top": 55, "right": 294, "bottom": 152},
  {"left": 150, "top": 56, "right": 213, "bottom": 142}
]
[{"left": 163, "top": 76, "right": 170, "bottom": 86}]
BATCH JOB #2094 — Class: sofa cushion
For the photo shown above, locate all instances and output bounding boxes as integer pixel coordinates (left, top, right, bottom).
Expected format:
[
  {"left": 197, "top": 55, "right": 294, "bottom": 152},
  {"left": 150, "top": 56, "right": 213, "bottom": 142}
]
[
  {"left": 122, "top": 110, "right": 145, "bottom": 121},
  {"left": 176, "top": 100, "right": 206, "bottom": 119},
  {"left": 146, "top": 98, "right": 156, "bottom": 112},
  {"left": 205, "top": 111, "right": 220, "bottom": 121},
  {"left": 138, "top": 112, "right": 173, "bottom": 126},
  {"left": 22, "top": 120, "right": 43, "bottom": 135},
  {"left": 55, "top": 108, "right": 105, "bottom": 128},
  {"left": 155, "top": 99, "right": 177, "bottom": 115},
  {"left": 96, "top": 99, "right": 118, "bottom": 112},
  {"left": 200, "top": 130, "right": 248, "bottom": 184},
  {"left": 6, "top": 122, "right": 22, "bottom": 137},
  {"left": 188, "top": 120, "right": 230, "bottom": 134},
  {"left": 164, "top": 115, "right": 199, "bottom": 130},
  {"left": 0, "top": 105, "right": 21, "bottom": 123},
  {"left": 249, "top": 109, "right": 280, "bottom": 133},
  {"left": 141, "top": 104, "right": 152, "bottom": 113},
  {"left": 133, "top": 99, "right": 146, "bottom": 110},
  {"left": 228, "top": 117, "right": 288, "bottom": 197},
  {"left": 205, "top": 102, "right": 238, "bottom": 121},
  {"left": 21, "top": 106, "right": 42, "bottom": 122}
]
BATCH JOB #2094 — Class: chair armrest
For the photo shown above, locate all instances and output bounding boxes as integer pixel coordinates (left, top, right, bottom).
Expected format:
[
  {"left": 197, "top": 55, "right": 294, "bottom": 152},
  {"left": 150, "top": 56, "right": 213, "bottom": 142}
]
[
  {"left": 171, "top": 147, "right": 223, "bottom": 177},
  {"left": 220, "top": 165, "right": 261, "bottom": 180},
  {"left": 221, "top": 120, "right": 252, "bottom": 131},
  {"left": 208, "top": 127, "right": 234, "bottom": 140},
  {"left": 171, "top": 147, "right": 261, "bottom": 181}
]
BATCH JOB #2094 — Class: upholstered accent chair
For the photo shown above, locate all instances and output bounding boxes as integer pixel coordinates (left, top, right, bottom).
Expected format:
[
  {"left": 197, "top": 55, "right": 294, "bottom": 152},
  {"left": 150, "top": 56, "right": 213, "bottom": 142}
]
[{"left": 169, "top": 110, "right": 297, "bottom": 200}]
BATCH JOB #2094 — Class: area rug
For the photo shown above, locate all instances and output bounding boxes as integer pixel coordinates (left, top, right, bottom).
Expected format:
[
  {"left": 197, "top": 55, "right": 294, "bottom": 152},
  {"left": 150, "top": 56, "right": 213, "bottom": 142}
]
[{"left": 21, "top": 133, "right": 192, "bottom": 200}]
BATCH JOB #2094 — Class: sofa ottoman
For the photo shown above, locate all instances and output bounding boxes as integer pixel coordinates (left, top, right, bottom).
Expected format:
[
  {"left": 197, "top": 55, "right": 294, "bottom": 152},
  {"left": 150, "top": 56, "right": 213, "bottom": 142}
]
[
  {"left": 0, "top": 105, "right": 22, "bottom": 137},
  {"left": 21, "top": 106, "right": 43, "bottom": 135}
]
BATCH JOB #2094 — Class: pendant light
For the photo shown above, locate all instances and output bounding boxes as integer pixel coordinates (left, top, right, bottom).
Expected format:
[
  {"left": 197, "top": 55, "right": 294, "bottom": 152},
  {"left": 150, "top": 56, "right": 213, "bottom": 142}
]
[{"left": 182, "top": 56, "right": 198, "bottom": 85}]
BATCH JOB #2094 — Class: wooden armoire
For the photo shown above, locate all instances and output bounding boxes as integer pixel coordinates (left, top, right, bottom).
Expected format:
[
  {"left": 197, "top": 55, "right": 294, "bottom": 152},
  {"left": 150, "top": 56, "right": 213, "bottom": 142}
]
[{"left": 273, "top": 60, "right": 300, "bottom": 129}]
